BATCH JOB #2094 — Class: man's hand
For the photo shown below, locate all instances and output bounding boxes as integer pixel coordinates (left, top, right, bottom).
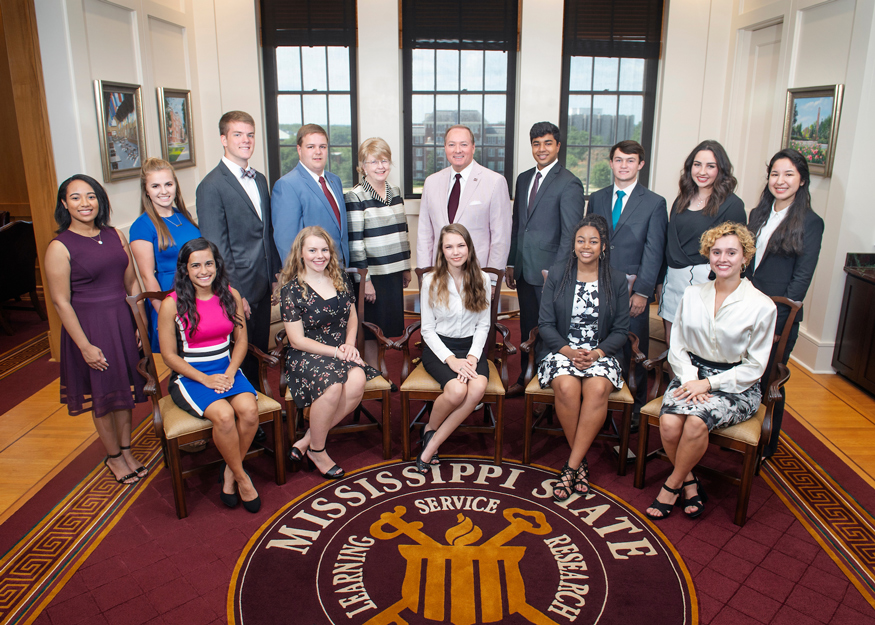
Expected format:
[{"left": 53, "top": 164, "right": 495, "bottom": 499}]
[
  {"left": 505, "top": 267, "right": 516, "bottom": 289},
  {"left": 630, "top": 293, "right": 647, "bottom": 317},
  {"left": 242, "top": 297, "right": 252, "bottom": 320}
]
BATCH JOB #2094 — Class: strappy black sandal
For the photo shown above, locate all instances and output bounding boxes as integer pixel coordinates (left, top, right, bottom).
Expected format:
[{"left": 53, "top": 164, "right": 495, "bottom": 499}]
[
  {"left": 681, "top": 475, "right": 708, "bottom": 519},
  {"left": 553, "top": 463, "right": 577, "bottom": 502},
  {"left": 645, "top": 482, "right": 682, "bottom": 520},
  {"left": 573, "top": 458, "right": 590, "bottom": 495},
  {"left": 306, "top": 447, "right": 344, "bottom": 479},
  {"left": 119, "top": 445, "right": 147, "bottom": 478},
  {"left": 104, "top": 452, "right": 138, "bottom": 485}
]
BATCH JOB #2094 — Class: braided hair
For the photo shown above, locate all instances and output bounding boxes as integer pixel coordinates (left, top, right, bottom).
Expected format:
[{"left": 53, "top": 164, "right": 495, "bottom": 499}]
[{"left": 553, "top": 214, "right": 615, "bottom": 315}]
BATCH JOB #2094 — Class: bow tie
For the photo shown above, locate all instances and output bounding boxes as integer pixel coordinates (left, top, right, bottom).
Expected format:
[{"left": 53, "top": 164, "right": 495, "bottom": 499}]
[{"left": 241, "top": 167, "right": 256, "bottom": 179}]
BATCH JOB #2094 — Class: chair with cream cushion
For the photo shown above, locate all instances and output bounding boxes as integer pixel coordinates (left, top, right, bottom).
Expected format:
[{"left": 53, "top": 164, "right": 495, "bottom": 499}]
[
  {"left": 126, "top": 291, "right": 286, "bottom": 519},
  {"left": 633, "top": 296, "right": 801, "bottom": 526}
]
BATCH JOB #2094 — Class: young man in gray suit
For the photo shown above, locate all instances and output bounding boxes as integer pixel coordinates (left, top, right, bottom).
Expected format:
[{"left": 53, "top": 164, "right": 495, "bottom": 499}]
[
  {"left": 505, "top": 122, "right": 585, "bottom": 397},
  {"left": 196, "top": 111, "right": 282, "bottom": 420},
  {"left": 586, "top": 140, "right": 667, "bottom": 427}
]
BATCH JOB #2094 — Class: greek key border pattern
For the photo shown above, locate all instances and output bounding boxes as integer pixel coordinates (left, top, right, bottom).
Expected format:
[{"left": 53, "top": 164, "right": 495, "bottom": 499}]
[{"left": 0, "top": 333, "right": 50, "bottom": 381}]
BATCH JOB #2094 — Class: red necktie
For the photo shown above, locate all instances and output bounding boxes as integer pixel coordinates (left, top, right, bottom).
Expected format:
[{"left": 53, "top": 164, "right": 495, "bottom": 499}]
[
  {"left": 447, "top": 173, "right": 461, "bottom": 223},
  {"left": 319, "top": 176, "right": 342, "bottom": 227},
  {"left": 528, "top": 171, "right": 542, "bottom": 217}
]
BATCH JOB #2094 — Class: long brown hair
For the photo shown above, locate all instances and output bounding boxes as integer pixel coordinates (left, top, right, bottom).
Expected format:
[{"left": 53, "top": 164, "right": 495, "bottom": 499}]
[
  {"left": 139, "top": 158, "right": 195, "bottom": 251},
  {"left": 747, "top": 149, "right": 812, "bottom": 256},
  {"left": 275, "top": 226, "right": 348, "bottom": 299},
  {"left": 673, "top": 140, "right": 738, "bottom": 217},
  {"left": 428, "top": 224, "right": 488, "bottom": 312}
]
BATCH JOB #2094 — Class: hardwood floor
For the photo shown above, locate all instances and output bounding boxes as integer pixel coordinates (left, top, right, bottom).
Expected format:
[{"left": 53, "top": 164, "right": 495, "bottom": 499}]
[{"left": 0, "top": 356, "right": 873, "bottom": 524}]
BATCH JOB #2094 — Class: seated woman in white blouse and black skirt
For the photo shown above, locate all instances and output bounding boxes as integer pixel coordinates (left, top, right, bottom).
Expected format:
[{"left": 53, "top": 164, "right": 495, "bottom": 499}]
[
  {"left": 646, "top": 222, "right": 776, "bottom": 521},
  {"left": 416, "top": 224, "right": 491, "bottom": 473}
]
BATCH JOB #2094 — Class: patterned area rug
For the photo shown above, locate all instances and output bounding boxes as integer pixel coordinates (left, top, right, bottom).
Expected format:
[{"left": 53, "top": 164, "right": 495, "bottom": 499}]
[{"left": 0, "top": 332, "right": 50, "bottom": 381}]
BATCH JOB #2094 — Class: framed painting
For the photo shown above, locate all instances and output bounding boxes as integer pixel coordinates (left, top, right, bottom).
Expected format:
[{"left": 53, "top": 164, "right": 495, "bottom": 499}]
[
  {"left": 157, "top": 87, "right": 196, "bottom": 168},
  {"left": 94, "top": 80, "right": 146, "bottom": 182},
  {"left": 782, "top": 85, "right": 844, "bottom": 177}
]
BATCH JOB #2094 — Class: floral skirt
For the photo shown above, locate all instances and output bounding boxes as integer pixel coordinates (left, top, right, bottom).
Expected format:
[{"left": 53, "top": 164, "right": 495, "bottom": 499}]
[{"left": 537, "top": 352, "right": 624, "bottom": 390}]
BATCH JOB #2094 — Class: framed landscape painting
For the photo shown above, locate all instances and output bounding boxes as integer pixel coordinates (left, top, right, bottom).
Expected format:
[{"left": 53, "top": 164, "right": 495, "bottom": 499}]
[
  {"left": 94, "top": 80, "right": 146, "bottom": 182},
  {"left": 782, "top": 84, "right": 844, "bottom": 177},
  {"left": 157, "top": 87, "right": 196, "bottom": 168}
]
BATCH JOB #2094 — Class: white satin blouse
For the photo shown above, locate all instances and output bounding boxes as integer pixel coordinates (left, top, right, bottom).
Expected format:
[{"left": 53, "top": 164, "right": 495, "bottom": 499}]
[
  {"left": 420, "top": 271, "right": 491, "bottom": 363},
  {"left": 668, "top": 278, "right": 777, "bottom": 393}
]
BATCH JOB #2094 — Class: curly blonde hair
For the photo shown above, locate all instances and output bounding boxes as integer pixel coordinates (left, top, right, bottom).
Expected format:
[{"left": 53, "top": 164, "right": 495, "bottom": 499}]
[
  {"left": 275, "top": 226, "right": 348, "bottom": 299},
  {"left": 699, "top": 222, "right": 757, "bottom": 265}
]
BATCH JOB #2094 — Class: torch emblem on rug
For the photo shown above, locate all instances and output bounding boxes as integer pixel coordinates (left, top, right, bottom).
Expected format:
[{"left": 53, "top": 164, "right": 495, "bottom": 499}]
[{"left": 366, "top": 505, "right": 560, "bottom": 625}]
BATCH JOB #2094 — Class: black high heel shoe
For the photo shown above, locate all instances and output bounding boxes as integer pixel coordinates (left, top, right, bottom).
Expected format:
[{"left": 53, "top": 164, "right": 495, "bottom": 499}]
[
  {"left": 104, "top": 452, "right": 139, "bottom": 485},
  {"left": 421, "top": 428, "right": 440, "bottom": 466},
  {"left": 306, "top": 447, "right": 344, "bottom": 479},
  {"left": 240, "top": 470, "right": 261, "bottom": 513},
  {"left": 645, "top": 482, "right": 682, "bottom": 521},
  {"left": 119, "top": 445, "right": 148, "bottom": 478},
  {"left": 218, "top": 461, "right": 238, "bottom": 508},
  {"left": 573, "top": 458, "right": 590, "bottom": 495},
  {"left": 288, "top": 444, "right": 306, "bottom": 467},
  {"left": 553, "top": 463, "right": 577, "bottom": 502},
  {"left": 681, "top": 475, "right": 708, "bottom": 519}
]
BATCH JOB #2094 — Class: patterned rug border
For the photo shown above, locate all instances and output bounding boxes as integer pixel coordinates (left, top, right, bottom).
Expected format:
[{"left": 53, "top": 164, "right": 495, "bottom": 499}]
[
  {"left": 763, "top": 433, "right": 875, "bottom": 610},
  {"left": 0, "top": 332, "right": 50, "bottom": 381},
  {"left": 0, "top": 418, "right": 162, "bottom": 625}
]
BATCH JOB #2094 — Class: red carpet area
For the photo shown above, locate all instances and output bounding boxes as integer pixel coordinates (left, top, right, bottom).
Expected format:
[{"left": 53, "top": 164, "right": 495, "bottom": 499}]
[{"left": 2, "top": 321, "right": 875, "bottom": 624}]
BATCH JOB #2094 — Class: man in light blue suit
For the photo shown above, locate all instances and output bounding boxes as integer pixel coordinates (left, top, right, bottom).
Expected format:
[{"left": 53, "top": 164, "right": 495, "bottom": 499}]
[{"left": 271, "top": 124, "right": 349, "bottom": 266}]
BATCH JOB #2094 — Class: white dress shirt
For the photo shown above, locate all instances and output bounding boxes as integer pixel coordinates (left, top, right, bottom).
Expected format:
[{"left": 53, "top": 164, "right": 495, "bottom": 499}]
[
  {"left": 527, "top": 159, "right": 558, "bottom": 200},
  {"left": 754, "top": 202, "right": 789, "bottom": 269},
  {"left": 222, "top": 157, "right": 262, "bottom": 220},
  {"left": 668, "top": 278, "right": 777, "bottom": 393},
  {"left": 420, "top": 271, "right": 492, "bottom": 363},
  {"left": 446, "top": 162, "right": 475, "bottom": 202},
  {"left": 300, "top": 163, "right": 341, "bottom": 209},
  {"left": 612, "top": 180, "right": 637, "bottom": 215}
]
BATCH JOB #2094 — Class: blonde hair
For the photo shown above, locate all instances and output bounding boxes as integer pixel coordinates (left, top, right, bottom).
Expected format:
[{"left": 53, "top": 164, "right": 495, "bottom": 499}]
[
  {"left": 139, "top": 158, "right": 195, "bottom": 251},
  {"left": 357, "top": 137, "right": 392, "bottom": 177},
  {"left": 275, "top": 226, "right": 347, "bottom": 299},
  {"left": 699, "top": 222, "right": 757, "bottom": 265},
  {"left": 428, "top": 224, "right": 488, "bottom": 313}
]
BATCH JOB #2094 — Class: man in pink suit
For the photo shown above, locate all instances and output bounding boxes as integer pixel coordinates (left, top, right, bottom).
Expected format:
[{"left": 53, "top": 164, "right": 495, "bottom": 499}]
[{"left": 416, "top": 125, "right": 512, "bottom": 273}]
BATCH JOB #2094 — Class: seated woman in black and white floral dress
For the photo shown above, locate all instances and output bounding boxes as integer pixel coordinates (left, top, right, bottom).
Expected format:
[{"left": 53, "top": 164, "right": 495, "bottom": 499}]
[
  {"left": 537, "top": 214, "right": 630, "bottom": 501},
  {"left": 646, "top": 222, "right": 776, "bottom": 521}
]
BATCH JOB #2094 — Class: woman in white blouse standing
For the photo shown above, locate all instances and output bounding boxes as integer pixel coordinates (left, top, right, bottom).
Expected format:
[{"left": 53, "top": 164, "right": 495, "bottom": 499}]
[
  {"left": 416, "top": 224, "right": 491, "bottom": 473},
  {"left": 646, "top": 222, "right": 776, "bottom": 521}
]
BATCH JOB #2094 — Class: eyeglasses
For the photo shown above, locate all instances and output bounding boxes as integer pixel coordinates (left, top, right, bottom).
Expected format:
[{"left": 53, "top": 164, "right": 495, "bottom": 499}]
[{"left": 365, "top": 159, "right": 390, "bottom": 167}]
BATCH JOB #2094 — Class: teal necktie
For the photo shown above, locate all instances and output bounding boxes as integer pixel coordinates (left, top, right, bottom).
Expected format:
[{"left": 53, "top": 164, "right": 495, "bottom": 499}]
[{"left": 612, "top": 190, "right": 625, "bottom": 228}]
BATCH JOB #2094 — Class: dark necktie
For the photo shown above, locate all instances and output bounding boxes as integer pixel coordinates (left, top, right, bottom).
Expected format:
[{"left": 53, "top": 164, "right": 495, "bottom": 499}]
[
  {"left": 447, "top": 173, "right": 462, "bottom": 223},
  {"left": 528, "top": 171, "right": 542, "bottom": 217},
  {"left": 241, "top": 167, "right": 256, "bottom": 179},
  {"left": 319, "top": 176, "right": 342, "bottom": 226},
  {"left": 612, "top": 190, "right": 625, "bottom": 229}
]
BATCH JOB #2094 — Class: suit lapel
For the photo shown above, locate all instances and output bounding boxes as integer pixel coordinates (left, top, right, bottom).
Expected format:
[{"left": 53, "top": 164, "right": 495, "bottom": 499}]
[
  {"left": 296, "top": 166, "right": 341, "bottom": 235},
  {"left": 614, "top": 185, "right": 644, "bottom": 233},
  {"left": 454, "top": 163, "right": 482, "bottom": 223},
  {"left": 562, "top": 277, "right": 576, "bottom": 336},
  {"left": 518, "top": 168, "right": 535, "bottom": 225},
  {"left": 218, "top": 162, "right": 258, "bottom": 217}
]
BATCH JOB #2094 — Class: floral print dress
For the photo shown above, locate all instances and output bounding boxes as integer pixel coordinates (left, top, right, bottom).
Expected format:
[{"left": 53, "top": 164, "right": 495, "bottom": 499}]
[
  {"left": 537, "top": 280, "right": 624, "bottom": 389},
  {"left": 280, "top": 278, "right": 379, "bottom": 408}
]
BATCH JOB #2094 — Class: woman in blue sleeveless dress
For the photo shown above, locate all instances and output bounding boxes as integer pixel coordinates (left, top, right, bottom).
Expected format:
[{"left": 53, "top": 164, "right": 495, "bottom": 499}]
[
  {"left": 130, "top": 158, "right": 200, "bottom": 353},
  {"left": 45, "top": 175, "right": 147, "bottom": 486},
  {"left": 158, "top": 238, "right": 261, "bottom": 512}
]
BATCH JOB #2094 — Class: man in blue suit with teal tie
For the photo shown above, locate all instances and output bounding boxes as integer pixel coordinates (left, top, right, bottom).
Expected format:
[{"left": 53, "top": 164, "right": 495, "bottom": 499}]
[{"left": 271, "top": 124, "right": 349, "bottom": 266}]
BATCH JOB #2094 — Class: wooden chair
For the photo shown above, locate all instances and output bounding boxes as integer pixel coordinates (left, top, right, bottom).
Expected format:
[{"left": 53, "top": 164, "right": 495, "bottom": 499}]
[
  {"left": 633, "top": 296, "right": 802, "bottom": 526},
  {"left": 275, "top": 268, "right": 394, "bottom": 462},
  {"left": 0, "top": 220, "right": 47, "bottom": 334},
  {"left": 126, "top": 291, "right": 286, "bottom": 519},
  {"left": 396, "top": 267, "right": 513, "bottom": 465},
  {"left": 519, "top": 328, "right": 644, "bottom": 475}
]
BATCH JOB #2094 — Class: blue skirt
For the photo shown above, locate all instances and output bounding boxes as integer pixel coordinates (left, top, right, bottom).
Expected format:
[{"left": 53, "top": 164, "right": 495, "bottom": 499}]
[{"left": 169, "top": 354, "right": 257, "bottom": 417}]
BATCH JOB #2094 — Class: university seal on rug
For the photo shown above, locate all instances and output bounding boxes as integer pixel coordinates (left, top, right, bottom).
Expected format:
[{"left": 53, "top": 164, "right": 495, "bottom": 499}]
[{"left": 230, "top": 460, "right": 696, "bottom": 624}]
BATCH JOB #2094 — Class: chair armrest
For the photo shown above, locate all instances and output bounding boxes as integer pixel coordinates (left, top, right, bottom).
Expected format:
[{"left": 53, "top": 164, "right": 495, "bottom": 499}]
[
  {"left": 136, "top": 356, "right": 158, "bottom": 397},
  {"left": 270, "top": 327, "right": 288, "bottom": 360},
  {"left": 247, "top": 343, "right": 279, "bottom": 368},
  {"left": 641, "top": 349, "right": 670, "bottom": 403},
  {"left": 393, "top": 320, "right": 422, "bottom": 383},
  {"left": 496, "top": 323, "right": 516, "bottom": 356},
  {"left": 362, "top": 321, "right": 394, "bottom": 348},
  {"left": 393, "top": 320, "right": 421, "bottom": 350},
  {"left": 766, "top": 363, "right": 791, "bottom": 403},
  {"left": 363, "top": 321, "right": 394, "bottom": 379}
]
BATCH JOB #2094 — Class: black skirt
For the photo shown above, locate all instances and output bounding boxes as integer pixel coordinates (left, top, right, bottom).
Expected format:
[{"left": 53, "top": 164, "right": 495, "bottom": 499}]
[
  {"left": 421, "top": 334, "right": 489, "bottom": 389},
  {"left": 363, "top": 272, "right": 405, "bottom": 339}
]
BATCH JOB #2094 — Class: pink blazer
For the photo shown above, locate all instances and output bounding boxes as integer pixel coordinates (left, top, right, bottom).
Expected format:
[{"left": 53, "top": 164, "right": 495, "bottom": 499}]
[{"left": 416, "top": 162, "right": 512, "bottom": 270}]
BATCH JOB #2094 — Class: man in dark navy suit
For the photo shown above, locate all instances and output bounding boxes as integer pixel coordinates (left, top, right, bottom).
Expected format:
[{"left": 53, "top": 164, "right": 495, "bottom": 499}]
[
  {"left": 587, "top": 140, "right": 667, "bottom": 426},
  {"left": 506, "top": 122, "right": 585, "bottom": 396}
]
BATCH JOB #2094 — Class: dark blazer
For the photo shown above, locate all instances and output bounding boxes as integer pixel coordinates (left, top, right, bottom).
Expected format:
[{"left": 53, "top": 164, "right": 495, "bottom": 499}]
[
  {"left": 508, "top": 163, "right": 585, "bottom": 286},
  {"left": 271, "top": 163, "right": 349, "bottom": 266},
  {"left": 537, "top": 262, "right": 630, "bottom": 362},
  {"left": 196, "top": 161, "right": 282, "bottom": 304},
  {"left": 587, "top": 182, "right": 667, "bottom": 297},
  {"left": 748, "top": 209, "right": 824, "bottom": 330}
]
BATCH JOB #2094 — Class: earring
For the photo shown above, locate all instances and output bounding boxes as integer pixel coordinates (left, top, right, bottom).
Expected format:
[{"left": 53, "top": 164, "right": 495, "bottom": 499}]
[
  {"left": 741, "top": 262, "right": 748, "bottom": 273},
  {"left": 599, "top": 251, "right": 605, "bottom": 260}
]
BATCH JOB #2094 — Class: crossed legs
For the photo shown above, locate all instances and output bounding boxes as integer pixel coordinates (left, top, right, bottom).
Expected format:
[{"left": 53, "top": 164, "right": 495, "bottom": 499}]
[
  {"left": 419, "top": 375, "right": 488, "bottom": 464},
  {"left": 203, "top": 394, "right": 260, "bottom": 503},
  {"left": 646, "top": 412, "right": 709, "bottom": 517}
]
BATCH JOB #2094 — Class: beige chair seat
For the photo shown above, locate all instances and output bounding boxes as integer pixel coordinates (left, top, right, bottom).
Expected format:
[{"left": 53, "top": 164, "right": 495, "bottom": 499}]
[
  {"left": 524, "top": 375, "right": 633, "bottom": 404},
  {"left": 401, "top": 361, "right": 505, "bottom": 395},
  {"left": 160, "top": 391, "right": 282, "bottom": 439}
]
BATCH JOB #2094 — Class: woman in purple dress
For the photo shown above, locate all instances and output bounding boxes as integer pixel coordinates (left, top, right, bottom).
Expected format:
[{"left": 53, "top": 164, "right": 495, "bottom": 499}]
[{"left": 45, "top": 175, "right": 147, "bottom": 485}]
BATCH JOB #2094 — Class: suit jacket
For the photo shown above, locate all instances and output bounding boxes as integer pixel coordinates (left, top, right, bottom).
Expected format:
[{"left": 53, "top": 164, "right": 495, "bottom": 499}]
[
  {"left": 508, "top": 163, "right": 585, "bottom": 285},
  {"left": 196, "top": 161, "right": 281, "bottom": 304},
  {"left": 271, "top": 163, "right": 349, "bottom": 266},
  {"left": 587, "top": 182, "right": 667, "bottom": 298},
  {"left": 537, "top": 262, "right": 631, "bottom": 362},
  {"left": 748, "top": 209, "right": 824, "bottom": 330},
  {"left": 416, "top": 161, "right": 512, "bottom": 269}
]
